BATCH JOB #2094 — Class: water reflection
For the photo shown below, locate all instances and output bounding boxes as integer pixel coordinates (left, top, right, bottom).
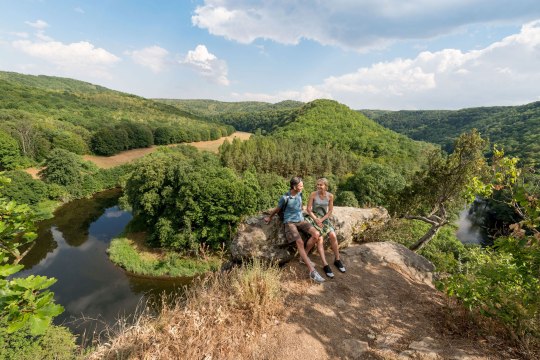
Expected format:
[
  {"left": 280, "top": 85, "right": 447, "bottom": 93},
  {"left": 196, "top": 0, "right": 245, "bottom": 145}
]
[
  {"left": 18, "top": 189, "right": 189, "bottom": 341},
  {"left": 456, "top": 202, "right": 490, "bottom": 245}
]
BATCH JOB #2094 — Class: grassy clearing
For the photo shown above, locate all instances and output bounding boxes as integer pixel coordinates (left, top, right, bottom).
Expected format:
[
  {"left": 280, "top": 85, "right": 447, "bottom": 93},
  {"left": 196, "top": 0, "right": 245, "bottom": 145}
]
[
  {"left": 107, "top": 237, "right": 222, "bottom": 277},
  {"left": 88, "top": 260, "right": 283, "bottom": 359}
]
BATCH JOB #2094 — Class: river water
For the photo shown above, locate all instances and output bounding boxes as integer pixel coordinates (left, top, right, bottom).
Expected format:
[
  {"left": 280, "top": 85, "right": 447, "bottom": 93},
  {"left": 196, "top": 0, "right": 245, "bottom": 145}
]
[{"left": 18, "top": 189, "right": 188, "bottom": 341}]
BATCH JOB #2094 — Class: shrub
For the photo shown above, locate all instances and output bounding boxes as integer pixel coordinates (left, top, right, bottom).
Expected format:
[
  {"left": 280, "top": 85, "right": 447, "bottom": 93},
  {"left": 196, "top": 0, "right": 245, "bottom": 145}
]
[
  {"left": 340, "top": 162, "right": 406, "bottom": 209},
  {"left": 334, "top": 191, "right": 359, "bottom": 207},
  {"left": 443, "top": 240, "right": 540, "bottom": 340},
  {"left": 0, "top": 170, "right": 49, "bottom": 205},
  {"left": 0, "top": 322, "right": 78, "bottom": 360},
  {"left": 52, "top": 131, "right": 88, "bottom": 155},
  {"left": 39, "top": 148, "right": 82, "bottom": 186},
  {"left": 0, "top": 130, "right": 22, "bottom": 170}
]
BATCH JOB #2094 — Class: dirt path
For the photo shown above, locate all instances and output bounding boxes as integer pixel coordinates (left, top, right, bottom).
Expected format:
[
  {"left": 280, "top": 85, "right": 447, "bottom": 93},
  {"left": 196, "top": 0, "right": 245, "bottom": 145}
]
[
  {"left": 24, "top": 131, "right": 252, "bottom": 177},
  {"left": 254, "top": 244, "right": 520, "bottom": 360}
]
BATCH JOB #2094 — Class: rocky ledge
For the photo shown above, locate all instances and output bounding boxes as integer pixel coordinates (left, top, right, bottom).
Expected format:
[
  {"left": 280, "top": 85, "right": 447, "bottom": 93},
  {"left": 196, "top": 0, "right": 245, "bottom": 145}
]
[{"left": 230, "top": 206, "right": 390, "bottom": 264}]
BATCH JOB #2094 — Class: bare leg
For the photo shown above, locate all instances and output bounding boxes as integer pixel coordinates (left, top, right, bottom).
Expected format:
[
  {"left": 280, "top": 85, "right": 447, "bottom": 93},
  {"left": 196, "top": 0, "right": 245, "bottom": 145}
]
[
  {"left": 304, "top": 227, "right": 320, "bottom": 254},
  {"left": 296, "top": 238, "right": 315, "bottom": 272},
  {"left": 329, "top": 231, "right": 340, "bottom": 261},
  {"left": 317, "top": 236, "right": 329, "bottom": 266}
]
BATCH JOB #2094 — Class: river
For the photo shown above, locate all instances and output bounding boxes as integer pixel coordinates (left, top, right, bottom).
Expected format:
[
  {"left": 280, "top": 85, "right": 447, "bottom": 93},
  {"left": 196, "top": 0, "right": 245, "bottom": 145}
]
[{"left": 17, "top": 189, "right": 188, "bottom": 342}]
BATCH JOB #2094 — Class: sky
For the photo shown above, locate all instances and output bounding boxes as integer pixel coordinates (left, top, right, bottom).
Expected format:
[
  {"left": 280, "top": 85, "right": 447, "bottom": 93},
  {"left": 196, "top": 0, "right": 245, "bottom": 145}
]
[{"left": 1, "top": 0, "right": 540, "bottom": 110}]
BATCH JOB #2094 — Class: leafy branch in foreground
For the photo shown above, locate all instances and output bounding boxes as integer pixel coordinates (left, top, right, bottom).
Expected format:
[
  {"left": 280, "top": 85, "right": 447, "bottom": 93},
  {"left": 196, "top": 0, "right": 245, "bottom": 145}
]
[
  {"left": 0, "top": 174, "right": 63, "bottom": 336},
  {"left": 443, "top": 148, "right": 540, "bottom": 347}
]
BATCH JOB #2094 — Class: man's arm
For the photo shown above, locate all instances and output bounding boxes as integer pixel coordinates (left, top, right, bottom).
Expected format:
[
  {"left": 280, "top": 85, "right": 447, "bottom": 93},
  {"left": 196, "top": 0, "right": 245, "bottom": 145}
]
[{"left": 264, "top": 206, "right": 280, "bottom": 224}]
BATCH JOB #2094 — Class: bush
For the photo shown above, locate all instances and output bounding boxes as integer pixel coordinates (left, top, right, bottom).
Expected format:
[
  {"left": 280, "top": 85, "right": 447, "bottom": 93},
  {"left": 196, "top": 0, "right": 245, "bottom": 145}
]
[
  {"left": 90, "top": 127, "right": 128, "bottom": 155},
  {"left": 39, "top": 149, "right": 83, "bottom": 186},
  {"left": 334, "top": 190, "right": 359, "bottom": 207},
  {"left": 443, "top": 240, "right": 540, "bottom": 340},
  {"left": 0, "top": 322, "right": 78, "bottom": 360},
  {"left": 340, "top": 162, "right": 406, "bottom": 209},
  {"left": 0, "top": 170, "right": 49, "bottom": 205},
  {"left": 52, "top": 131, "right": 88, "bottom": 155},
  {"left": 0, "top": 130, "right": 22, "bottom": 170}
]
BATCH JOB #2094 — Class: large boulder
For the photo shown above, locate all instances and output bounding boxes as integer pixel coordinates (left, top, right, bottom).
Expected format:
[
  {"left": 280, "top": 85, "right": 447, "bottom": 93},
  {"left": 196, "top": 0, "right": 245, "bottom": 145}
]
[
  {"left": 230, "top": 207, "right": 389, "bottom": 264},
  {"left": 343, "top": 241, "right": 436, "bottom": 286}
]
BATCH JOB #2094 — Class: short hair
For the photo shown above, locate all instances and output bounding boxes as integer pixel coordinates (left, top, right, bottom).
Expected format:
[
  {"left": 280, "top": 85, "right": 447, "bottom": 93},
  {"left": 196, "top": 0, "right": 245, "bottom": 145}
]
[
  {"left": 317, "top": 177, "right": 329, "bottom": 187},
  {"left": 289, "top": 176, "right": 303, "bottom": 189}
]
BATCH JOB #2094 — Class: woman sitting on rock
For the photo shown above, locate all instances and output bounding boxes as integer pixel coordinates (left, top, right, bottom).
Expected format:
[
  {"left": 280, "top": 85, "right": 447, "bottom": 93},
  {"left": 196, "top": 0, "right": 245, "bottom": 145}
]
[{"left": 306, "top": 177, "right": 346, "bottom": 278}]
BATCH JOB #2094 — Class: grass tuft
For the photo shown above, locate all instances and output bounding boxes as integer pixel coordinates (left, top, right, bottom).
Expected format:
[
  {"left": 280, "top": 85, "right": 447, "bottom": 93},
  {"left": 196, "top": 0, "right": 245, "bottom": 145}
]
[{"left": 88, "top": 261, "right": 283, "bottom": 359}]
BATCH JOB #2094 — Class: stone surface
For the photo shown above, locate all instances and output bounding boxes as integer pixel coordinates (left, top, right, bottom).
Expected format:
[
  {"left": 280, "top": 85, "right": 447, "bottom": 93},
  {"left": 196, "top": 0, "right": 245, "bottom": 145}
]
[
  {"left": 341, "top": 339, "right": 370, "bottom": 359},
  {"left": 230, "top": 206, "right": 389, "bottom": 263},
  {"left": 344, "top": 241, "right": 436, "bottom": 286}
]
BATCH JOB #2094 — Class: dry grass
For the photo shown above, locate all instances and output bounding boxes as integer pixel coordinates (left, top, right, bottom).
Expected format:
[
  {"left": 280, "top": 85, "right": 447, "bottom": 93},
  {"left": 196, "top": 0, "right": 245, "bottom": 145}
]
[
  {"left": 83, "top": 131, "right": 252, "bottom": 169},
  {"left": 87, "top": 260, "right": 282, "bottom": 360}
]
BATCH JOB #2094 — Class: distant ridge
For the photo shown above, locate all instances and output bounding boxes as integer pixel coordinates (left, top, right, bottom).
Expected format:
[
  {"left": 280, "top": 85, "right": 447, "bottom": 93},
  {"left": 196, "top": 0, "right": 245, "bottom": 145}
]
[{"left": 360, "top": 101, "right": 540, "bottom": 167}]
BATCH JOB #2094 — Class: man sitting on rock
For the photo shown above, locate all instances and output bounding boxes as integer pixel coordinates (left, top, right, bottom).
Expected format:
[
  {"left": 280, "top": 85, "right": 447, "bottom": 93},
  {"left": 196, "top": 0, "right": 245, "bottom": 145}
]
[{"left": 264, "top": 176, "right": 325, "bottom": 283}]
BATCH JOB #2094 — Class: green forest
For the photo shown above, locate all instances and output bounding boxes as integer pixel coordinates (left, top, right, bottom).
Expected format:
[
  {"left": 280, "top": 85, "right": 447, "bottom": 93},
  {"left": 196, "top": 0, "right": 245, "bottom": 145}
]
[
  {"left": 1, "top": 72, "right": 540, "bottom": 358},
  {"left": 0, "top": 71, "right": 234, "bottom": 164},
  {"left": 360, "top": 101, "right": 540, "bottom": 168}
]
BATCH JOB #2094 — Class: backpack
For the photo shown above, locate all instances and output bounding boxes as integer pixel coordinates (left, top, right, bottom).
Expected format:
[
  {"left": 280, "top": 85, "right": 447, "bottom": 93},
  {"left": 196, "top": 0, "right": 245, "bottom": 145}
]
[
  {"left": 277, "top": 196, "right": 289, "bottom": 221},
  {"left": 277, "top": 192, "right": 301, "bottom": 221}
]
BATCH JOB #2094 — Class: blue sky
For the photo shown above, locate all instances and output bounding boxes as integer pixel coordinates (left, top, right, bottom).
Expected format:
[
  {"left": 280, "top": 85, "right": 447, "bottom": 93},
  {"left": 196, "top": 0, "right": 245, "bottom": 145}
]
[{"left": 1, "top": 0, "right": 540, "bottom": 110}]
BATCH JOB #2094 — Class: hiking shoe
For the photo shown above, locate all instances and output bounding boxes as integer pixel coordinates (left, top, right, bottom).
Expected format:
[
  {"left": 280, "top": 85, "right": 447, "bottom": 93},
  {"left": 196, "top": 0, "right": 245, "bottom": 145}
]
[
  {"left": 299, "top": 257, "right": 315, "bottom": 267},
  {"left": 323, "top": 265, "right": 334, "bottom": 279},
  {"left": 309, "top": 270, "right": 325, "bottom": 283},
  {"left": 334, "top": 259, "right": 346, "bottom": 273}
]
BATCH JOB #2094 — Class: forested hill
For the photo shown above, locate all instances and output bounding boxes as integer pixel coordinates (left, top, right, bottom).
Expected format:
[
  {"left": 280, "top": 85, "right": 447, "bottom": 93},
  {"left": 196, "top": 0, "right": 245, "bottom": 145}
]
[
  {"left": 219, "top": 99, "right": 434, "bottom": 178},
  {"left": 360, "top": 101, "right": 540, "bottom": 167},
  {"left": 273, "top": 100, "right": 432, "bottom": 166},
  {"left": 0, "top": 71, "right": 233, "bottom": 164},
  {"left": 155, "top": 98, "right": 304, "bottom": 133}
]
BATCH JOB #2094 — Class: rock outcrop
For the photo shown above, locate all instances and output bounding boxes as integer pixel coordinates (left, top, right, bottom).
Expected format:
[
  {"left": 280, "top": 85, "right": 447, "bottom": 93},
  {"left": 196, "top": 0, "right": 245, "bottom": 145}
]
[
  {"left": 343, "top": 241, "right": 436, "bottom": 286},
  {"left": 230, "top": 206, "right": 389, "bottom": 264}
]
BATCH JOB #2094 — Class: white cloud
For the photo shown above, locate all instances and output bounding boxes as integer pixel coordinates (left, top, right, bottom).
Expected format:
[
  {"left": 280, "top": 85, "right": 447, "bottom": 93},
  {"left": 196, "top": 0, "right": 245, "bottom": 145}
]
[
  {"left": 182, "top": 45, "right": 229, "bottom": 85},
  {"left": 10, "top": 32, "right": 29, "bottom": 38},
  {"left": 25, "top": 19, "right": 49, "bottom": 30},
  {"left": 127, "top": 46, "right": 169, "bottom": 73},
  {"left": 12, "top": 39, "right": 121, "bottom": 78},
  {"left": 193, "top": 0, "right": 540, "bottom": 50},
  {"left": 232, "top": 20, "right": 540, "bottom": 109},
  {"left": 232, "top": 85, "right": 332, "bottom": 103},
  {"left": 75, "top": 7, "right": 85, "bottom": 14}
]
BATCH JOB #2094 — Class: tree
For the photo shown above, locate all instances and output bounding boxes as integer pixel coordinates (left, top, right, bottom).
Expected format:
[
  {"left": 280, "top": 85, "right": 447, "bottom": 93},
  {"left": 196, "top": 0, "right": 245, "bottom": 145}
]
[
  {"left": 0, "top": 131, "right": 22, "bottom": 170},
  {"left": 123, "top": 149, "right": 260, "bottom": 252},
  {"left": 90, "top": 127, "right": 128, "bottom": 155},
  {"left": 398, "top": 130, "right": 488, "bottom": 251},
  {"left": 39, "top": 148, "right": 82, "bottom": 187},
  {"left": 340, "top": 162, "right": 406, "bottom": 208},
  {"left": 442, "top": 149, "right": 540, "bottom": 342}
]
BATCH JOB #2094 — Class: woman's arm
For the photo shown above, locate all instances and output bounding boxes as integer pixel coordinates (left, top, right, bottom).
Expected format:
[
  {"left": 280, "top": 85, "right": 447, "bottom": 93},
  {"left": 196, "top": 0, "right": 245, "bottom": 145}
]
[
  {"left": 321, "top": 193, "right": 334, "bottom": 221},
  {"left": 307, "top": 192, "right": 323, "bottom": 227},
  {"left": 307, "top": 192, "right": 316, "bottom": 219}
]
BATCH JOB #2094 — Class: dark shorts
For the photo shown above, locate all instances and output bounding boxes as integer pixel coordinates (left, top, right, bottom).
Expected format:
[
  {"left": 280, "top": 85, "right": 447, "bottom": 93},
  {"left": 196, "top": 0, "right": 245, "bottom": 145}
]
[{"left": 284, "top": 221, "right": 315, "bottom": 244}]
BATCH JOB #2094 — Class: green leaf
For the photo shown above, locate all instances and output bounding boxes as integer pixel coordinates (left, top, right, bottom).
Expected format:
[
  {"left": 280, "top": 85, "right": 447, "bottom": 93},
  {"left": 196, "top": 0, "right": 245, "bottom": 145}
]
[
  {"left": 27, "top": 314, "right": 52, "bottom": 336},
  {"left": 0, "top": 263, "right": 23, "bottom": 277}
]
